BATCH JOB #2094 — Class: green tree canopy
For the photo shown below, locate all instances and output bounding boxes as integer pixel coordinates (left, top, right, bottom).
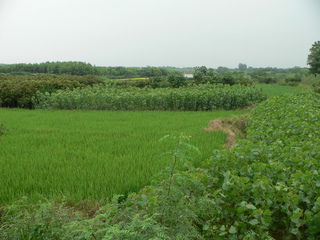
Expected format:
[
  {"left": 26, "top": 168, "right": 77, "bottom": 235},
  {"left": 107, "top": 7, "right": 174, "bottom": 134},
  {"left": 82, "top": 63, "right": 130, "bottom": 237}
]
[
  {"left": 167, "top": 72, "right": 187, "bottom": 88},
  {"left": 238, "top": 63, "right": 247, "bottom": 71},
  {"left": 307, "top": 41, "right": 320, "bottom": 75}
]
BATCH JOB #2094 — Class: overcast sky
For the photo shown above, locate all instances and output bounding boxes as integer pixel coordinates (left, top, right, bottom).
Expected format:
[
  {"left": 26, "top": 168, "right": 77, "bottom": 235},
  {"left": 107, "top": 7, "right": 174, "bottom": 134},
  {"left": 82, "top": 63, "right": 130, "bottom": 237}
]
[{"left": 0, "top": 0, "right": 319, "bottom": 68}]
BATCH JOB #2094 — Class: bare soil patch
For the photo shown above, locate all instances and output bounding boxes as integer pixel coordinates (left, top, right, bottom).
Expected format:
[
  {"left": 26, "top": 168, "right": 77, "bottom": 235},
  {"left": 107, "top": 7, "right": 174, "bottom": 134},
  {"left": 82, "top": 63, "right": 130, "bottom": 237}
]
[{"left": 205, "top": 114, "right": 249, "bottom": 148}]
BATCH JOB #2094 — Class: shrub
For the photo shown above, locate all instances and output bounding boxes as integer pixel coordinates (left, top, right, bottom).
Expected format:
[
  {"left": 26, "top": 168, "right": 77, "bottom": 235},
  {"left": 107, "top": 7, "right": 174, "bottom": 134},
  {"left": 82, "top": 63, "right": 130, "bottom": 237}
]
[
  {"left": 301, "top": 74, "right": 320, "bottom": 93},
  {"left": 167, "top": 73, "right": 188, "bottom": 88},
  {"left": 0, "top": 198, "right": 76, "bottom": 240},
  {"left": 149, "top": 76, "right": 168, "bottom": 88},
  {"left": 249, "top": 71, "right": 276, "bottom": 84},
  {"left": 107, "top": 78, "right": 152, "bottom": 88},
  {"left": 0, "top": 75, "right": 104, "bottom": 108}
]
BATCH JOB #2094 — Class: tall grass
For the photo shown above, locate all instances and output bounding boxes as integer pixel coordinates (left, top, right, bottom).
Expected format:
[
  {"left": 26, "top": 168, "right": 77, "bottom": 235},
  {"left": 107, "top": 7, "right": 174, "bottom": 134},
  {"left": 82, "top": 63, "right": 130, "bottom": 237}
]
[{"left": 0, "top": 109, "right": 247, "bottom": 205}]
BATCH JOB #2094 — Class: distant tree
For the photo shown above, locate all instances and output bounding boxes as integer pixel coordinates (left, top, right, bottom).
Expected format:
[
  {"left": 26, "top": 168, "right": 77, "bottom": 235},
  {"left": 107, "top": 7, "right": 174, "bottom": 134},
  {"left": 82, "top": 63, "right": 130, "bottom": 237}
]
[
  {"left": 193, "top": 66, "right": 207, "bottom": 84},
  {"left": 221, "top": 72, "right": 238, "bottom": 85},
  {"left": 238, "top": 63, "right": 247, "bottom": 71},
  {"left": 149, "top": 76, "right": 166, "bottom": 88},
  {"left": 249, "top": 71, "right": 275, "bottom": 84},
  {"left": 167, "top": 73, "right": 187, "bottom": 88},
  {"left": 206, "top": 68, "right": 221, "bottom": 83},
  {"left": 216, "top": 66, "right": 229, "bottom": 74},
  {"left": 307, "top": 41, "right": 320, "bottom": 75},
  {"left": 219, "top": 71, "right": 252, "bottom": 85}
]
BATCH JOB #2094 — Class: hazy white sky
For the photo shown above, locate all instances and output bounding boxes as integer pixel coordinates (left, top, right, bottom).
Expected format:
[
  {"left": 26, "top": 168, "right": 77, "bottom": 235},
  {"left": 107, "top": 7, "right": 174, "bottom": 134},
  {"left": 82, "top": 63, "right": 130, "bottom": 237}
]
[{"left": 0, "top": 0, "right": 319, "bottom": 68}]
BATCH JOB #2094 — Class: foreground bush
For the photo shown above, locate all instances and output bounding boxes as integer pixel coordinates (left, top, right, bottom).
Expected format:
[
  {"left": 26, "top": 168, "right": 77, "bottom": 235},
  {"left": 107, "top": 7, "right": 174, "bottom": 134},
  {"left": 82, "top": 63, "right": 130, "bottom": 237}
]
[
  {"left": 1, "top": 92, "right": 319, "bottom": 239},
  {"left": 33, "top": 84, "right": 266, "bottom": 111},
  {"left": 0, "top": 75, "right": 104, "bottom": 108}
]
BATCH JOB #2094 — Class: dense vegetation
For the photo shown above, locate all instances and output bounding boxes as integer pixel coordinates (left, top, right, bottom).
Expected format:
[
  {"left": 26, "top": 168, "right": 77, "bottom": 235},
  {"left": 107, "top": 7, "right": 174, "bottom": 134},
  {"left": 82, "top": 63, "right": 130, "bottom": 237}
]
[
  {"left": 32, "top": 84, "right": 266, "bottom": 111},
  {"left": 0, "top": 92, "right": 319, "bottom": 239},
  {"left": 1, "top": 58, "right": 319, "bottom": 111},
  {"left": 0, "top": 74, "right": 104, "bottom": 108},
  {"left": 193, "top": 65, "right": 308, "bottom": 86},
  {"left": 0, "top": 61, "right": 179, "bottom": 78},
  {"left": 307, "top": 41, "right": 320, "bottom": 75},
  {"left": 0, "top": 61, "right": 313, "bottom": 85}
]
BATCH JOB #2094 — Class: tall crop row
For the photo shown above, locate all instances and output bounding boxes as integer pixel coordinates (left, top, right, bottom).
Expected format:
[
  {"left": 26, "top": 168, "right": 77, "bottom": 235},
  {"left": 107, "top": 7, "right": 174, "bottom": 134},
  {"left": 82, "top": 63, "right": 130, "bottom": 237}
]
[{"left": 33, "top": 84, "right": 266, "bottom": 111}]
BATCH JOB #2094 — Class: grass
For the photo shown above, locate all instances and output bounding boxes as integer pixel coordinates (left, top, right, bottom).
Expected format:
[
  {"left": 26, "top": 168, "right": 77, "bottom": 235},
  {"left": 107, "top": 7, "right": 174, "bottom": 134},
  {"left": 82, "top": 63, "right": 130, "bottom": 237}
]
[
  {"left": 0, "top": 109, "right": 247, "bottom": 205},
  {"left": 257, "top": 83, "right": 310, "bottom": 97}
]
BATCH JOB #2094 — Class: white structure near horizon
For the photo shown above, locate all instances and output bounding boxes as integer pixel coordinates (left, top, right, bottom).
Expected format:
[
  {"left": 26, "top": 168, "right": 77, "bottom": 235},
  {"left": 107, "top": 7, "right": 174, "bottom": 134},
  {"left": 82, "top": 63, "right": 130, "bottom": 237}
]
[{"left": 184, "top": 74, "right": 194, "bottom": 78}]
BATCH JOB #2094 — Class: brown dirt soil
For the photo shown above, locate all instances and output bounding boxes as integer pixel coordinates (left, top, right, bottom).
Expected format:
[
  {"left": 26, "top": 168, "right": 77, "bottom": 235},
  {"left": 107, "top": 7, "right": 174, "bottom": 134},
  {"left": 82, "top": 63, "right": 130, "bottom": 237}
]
[{"left": 204, "top": 114, "right": 249, "bottom": 148}]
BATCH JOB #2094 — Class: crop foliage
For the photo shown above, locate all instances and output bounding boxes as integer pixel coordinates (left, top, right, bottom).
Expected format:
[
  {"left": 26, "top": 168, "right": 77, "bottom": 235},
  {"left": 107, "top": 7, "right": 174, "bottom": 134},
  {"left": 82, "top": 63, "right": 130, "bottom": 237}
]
[{"left": 33, "top": 84, "right": 266, "bottom": 111}]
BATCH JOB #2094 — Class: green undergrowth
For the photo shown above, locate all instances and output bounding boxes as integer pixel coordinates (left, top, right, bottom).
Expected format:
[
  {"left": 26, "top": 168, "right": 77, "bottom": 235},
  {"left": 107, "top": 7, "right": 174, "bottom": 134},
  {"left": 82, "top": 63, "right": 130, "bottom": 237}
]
[
  {"left": 1, "top": 92, "right": 319, "bottom": 239},
  {"left": 0, "top": 74, "right": 104, "bottom": 108}
]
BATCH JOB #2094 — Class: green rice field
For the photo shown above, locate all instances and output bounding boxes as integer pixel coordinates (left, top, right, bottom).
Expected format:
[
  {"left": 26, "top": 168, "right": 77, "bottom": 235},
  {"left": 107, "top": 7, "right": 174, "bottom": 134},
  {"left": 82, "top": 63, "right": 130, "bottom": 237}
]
[
  {"left": 258, "top": 83, "right": 309, "bottom": 97},
  {"left": 0, "top": 109, "right": 247, "bottom": 204}
]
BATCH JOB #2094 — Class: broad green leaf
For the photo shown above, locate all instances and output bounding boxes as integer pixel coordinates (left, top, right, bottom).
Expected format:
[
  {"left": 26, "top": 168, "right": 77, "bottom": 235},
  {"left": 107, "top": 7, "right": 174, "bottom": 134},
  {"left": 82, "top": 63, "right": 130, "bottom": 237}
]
[
  {"left": 249, "top": 219, "right": 259, "bottom": 226},
  {"left": 229, "top": 225, "right": 237, "bottom": 234},
  {"left": 246, "top": 204, "right": 257, "bottom": 210}
]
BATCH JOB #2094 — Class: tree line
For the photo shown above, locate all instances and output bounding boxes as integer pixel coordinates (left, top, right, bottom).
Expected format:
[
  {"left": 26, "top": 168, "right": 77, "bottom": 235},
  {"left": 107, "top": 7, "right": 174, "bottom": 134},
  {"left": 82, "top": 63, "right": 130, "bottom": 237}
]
[
  {"left": 0, "top": 61, "right": 179, "bottom": 78},
  {"left": 0, "top": 39, "right": 318, "bottom": 87}
]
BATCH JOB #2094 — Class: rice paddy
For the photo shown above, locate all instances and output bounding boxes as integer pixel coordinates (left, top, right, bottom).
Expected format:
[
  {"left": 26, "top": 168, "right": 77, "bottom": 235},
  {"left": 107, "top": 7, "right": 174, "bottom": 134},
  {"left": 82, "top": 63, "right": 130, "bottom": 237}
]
[{"left": 0, "top": 109, "right": 247, "bottom": 204}]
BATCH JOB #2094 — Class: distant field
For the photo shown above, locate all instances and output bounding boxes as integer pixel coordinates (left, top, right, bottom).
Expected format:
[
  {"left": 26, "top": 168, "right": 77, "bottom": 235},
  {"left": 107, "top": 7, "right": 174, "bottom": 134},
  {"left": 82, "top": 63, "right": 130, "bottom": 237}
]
[
  {"left": 114, "top": 77, "right": 149, "bottom": 81},
  {"left": 101, "top": 77, "right": 149, "bottom": 82},
  {"left": 257, "top": 83, "right": 309, "bottom": 97},
  {"left": 0, "top": 109, "right": 247, "bottom": 204}
]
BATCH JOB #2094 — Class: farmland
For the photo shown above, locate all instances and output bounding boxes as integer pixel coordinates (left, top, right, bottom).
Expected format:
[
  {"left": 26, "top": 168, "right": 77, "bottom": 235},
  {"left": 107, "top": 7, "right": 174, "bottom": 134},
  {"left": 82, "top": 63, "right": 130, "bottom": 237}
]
[
  {"left": 257, "top": 83, "right": 310, "bottom": 97},
  {"left": 33, "top": 84, "right": 266, "bottom": 111},
  {"left": 0, "top": 91, "right": 319, "bottom": 239},
  {"left": 0, "top": 109, "right": 247, "bottom": 205},
  {"left": 0, "top": 60, "right": 319, "bottom": 238}
]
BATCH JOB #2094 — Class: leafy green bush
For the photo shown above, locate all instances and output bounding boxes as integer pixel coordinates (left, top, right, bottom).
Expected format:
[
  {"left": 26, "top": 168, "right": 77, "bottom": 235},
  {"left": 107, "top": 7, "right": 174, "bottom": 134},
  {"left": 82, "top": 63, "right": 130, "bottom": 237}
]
[
  {"left": 312, "top": 78, "right": 320, "bottom": 93},
  {"left": 167, "top": 73, "right": 188, "bottom": 88},
  {"left": 193, "top": 67, "right": 252, "bottom": 85},
  {"left": 107, "top": 78, "right": 152, "bottom": 88},
  {"left": 301, "top": 74, "right": 320, "bottom": 93},
  {"left": 0, "top": 75, "right": 104, "bottom": 108},
  {"left": 196, "top": 92, "right": 320, "bottom": 239},
  {"left": 0, "top": 198, "right": 76, "bottom": 240},
  {"left": 149, "top": 76, "right": 169, "bottom": 88},
  {"left": 249, "top": 71, "right": 276, "bottom": 84}
]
